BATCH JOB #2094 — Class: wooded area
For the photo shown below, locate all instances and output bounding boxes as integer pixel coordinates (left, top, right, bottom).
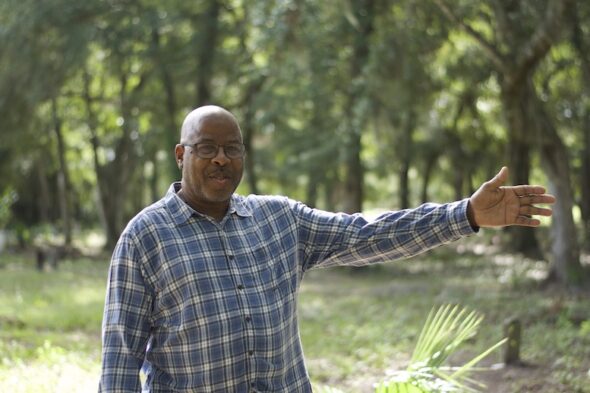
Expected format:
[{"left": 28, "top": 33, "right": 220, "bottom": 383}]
[{"left": 0, "top": 0, "right": 589, "bottom": 288}]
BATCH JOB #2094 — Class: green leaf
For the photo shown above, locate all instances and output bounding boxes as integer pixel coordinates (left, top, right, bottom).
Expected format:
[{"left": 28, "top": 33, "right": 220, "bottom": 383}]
[
  {"left": 377, "top": 304, "right": 505, "bottom": 393},
  {"left": 375, "top": 379, "right": 428, "bottom": 393}
]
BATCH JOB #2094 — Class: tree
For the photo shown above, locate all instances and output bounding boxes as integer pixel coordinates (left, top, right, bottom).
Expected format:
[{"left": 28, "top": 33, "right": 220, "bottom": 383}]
[
  {"left": 0, "top": 0, "right": 101, "bottom": 245},
  {"left": 339, "top": 0, "right": 376, "bottom": 213},
  {"left": 569, "top": 1, "right": 590, "bottom": 251},
  {"left": 368, "top": 1, "right": 450, "bottom": 209},
  {"left": 434, "top": 0, "right": 586, "bottom": 287},
  {"left": 51, "top": 98, "right": 73, "bottom": 246}
]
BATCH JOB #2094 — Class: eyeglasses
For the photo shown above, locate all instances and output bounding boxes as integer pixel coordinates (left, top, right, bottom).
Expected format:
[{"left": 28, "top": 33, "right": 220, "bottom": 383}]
[{"left": 182, "top": 143, "right": 246, "bottom": 159}]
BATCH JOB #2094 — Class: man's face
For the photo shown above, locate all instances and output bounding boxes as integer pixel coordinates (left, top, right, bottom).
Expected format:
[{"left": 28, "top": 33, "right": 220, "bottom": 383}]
[{"left": 177, "top": 114, "right": 244, "bottom": 213}]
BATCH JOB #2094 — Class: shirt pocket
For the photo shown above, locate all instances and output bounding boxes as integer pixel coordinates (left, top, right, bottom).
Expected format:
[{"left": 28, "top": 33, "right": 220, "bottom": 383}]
[{"left": 250, "top": 244, "right": 297, "bottom": 327}]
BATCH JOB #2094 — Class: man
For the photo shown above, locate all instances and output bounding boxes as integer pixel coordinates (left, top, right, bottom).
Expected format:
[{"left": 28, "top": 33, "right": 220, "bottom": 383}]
[{"left": 99, "top": 105, "right": 555, "bottom": 392}]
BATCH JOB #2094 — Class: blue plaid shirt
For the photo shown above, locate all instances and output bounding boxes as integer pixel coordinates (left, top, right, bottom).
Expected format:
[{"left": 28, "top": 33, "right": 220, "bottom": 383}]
[{"left": 100, "top": 183, "right": 475, "bottom": 392}]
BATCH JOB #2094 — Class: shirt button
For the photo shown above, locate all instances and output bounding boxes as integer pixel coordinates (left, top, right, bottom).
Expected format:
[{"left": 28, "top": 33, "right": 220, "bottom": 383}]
[
  {"left": 245, "top": 316, "right": 251, "bottom": 323},
  {"left": 237, "top": 284, "right": 245, "bottom": 290},
  {"left": 228, "top": 254, "right": 234, "bottom": 260},
  {"left": 248, "top": 350, "right": 254, "bottom": 356}
]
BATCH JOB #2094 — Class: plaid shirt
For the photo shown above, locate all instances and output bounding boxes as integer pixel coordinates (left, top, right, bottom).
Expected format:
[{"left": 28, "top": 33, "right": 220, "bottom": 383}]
[{"left": 99, "top": 183, "right": 475, "bottom": 392}]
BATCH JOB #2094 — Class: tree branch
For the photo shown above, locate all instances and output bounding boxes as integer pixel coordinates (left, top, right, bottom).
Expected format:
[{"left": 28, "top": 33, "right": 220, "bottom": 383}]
[
  {"left": 433, "top": 0, "right": 507, "bottom": 73},
  {"left": 507, "top": 0, "right": 571, "bottom": 91},
  {"left": 570, "top": 2, "right": 590, "bottom": 94},
  {"left": 489, "top": 0, "right": 512, "bottom": 46}
]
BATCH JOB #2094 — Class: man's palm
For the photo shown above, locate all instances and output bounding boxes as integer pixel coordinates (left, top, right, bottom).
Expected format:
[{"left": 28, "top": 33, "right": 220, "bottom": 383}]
[{"left": 469, "top": 167, "right": 555, "bottom": 228}]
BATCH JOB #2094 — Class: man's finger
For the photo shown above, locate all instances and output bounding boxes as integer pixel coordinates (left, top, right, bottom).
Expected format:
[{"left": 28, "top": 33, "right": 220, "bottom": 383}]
[
  {"left": 519, "top": 205, "right": 553, "bottom": 217},
  {"left": 512, "top": 185, "right": 549, "bottom": 197},
  {"left": 518, "top": 194, "right": 556, "bottom": 205},
  {"left": 515, "top": 215, "right": 541, "bottom": 227},
  {"left": 486, "top": 166, "right": 509, "bottom": 189}
]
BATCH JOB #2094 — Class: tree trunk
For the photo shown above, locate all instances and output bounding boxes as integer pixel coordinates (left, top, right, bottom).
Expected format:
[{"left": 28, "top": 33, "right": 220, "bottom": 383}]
[
  {"left": 151, "top": 25, "right": 180, "bottom": 185},
  {"left": 342, "top": 131, "right": 364, "bottom": 214},
  {"left": 51, "top": 98, "right": 72, "bottom": 246},
  {"left": 581, "top": 115, "right": 590, "bottom": 251},
  {"left": 150, "top": 157, "right": 160, "bottom": 203},
  {"left": 242, "top": 110, "right": 259, "bottom": 195},
  {"left": 453, "top": 168, "right": 464, "bottom": 202},
  {"left": 341, "top": 0, "right": 375, "bottom": 214},
  {"left": 398, "top": 110, "right": 415, "bottom": 209},
  {"left": 305, "top": 169, "right": 322, "bottom": 208},
  {"left": 83, "top": 69, "right": 138, "bottom": 251},
  {"left": 83, "top": 69, "right": 110, "bottom": 249},
  {"left": 571, "top": 4, "right": 590, "bottom": 251},
  {"left": 501, "top": 87, "right": 541, "bottom": 258},
  {"left": 399, "top": 161, "right": 410, "bottom": 210},
  {"left": 105, "top": 74, "right": 137, "bottom": 249},
  {"left": 36, "top": 159, "right": 50, "bottom": 224},
  {"left": 194, "top": 0, "right": 221, "bottom": 106},
  {"left": 531, "top": 91, "right": 585, "bottom": 287},
  {"left": 421, "top": 154, "right": 437, "bottom": 204},
  {"left": 161, "top": 55, "right": 179, "bottom": 184},
  {"left": 239, "top": 76, "right": 266, "bottom": 196},
  {"left": 325, "top": 171, "right": 341, "bottom": 212}
]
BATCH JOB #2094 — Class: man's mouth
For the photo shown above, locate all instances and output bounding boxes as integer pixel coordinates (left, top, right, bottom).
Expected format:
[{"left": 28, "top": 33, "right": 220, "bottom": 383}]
[{"left": 208, "top": 172, "right": 231, "bottom": 184}]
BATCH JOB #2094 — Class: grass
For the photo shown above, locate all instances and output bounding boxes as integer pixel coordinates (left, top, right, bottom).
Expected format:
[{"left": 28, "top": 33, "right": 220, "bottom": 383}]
[
  {"left": 0, "top": 235, "right": 589, "bottom": 392},
  {"left": 0, "top": 254, "right": 104, "bottom": 393}
]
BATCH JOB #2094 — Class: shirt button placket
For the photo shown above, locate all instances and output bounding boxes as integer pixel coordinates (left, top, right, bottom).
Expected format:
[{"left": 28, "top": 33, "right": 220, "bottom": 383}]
[{"left": 223, "top": 231, "right": 256, "bottom": 386}]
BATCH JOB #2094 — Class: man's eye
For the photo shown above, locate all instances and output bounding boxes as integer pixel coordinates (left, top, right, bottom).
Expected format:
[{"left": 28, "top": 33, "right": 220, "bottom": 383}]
[{"left": 198, "top": 145, "right": 217, "bottom": 154}]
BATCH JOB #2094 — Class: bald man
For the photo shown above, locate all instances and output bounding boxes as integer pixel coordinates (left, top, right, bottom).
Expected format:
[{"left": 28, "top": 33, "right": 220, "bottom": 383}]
[{"left": 99, "top": 105, "right": 555, "bottom": 392}]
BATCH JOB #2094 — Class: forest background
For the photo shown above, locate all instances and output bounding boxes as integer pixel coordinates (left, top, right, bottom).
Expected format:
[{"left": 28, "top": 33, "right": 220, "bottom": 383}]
[{"left": 0, "top": 0, "right": 589, "bottom": 392}]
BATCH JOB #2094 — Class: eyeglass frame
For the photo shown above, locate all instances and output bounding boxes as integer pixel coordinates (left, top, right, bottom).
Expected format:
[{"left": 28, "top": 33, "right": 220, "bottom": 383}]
[{"left": 181, "top": 142, "right": 246, "bottom": 159}]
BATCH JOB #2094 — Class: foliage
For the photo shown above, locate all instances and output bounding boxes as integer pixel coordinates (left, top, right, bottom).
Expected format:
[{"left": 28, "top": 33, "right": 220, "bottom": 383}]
[
  {"left": 315, "top": 304, "right": 507, "bottom": 393},
  {"left": 375, "top": 304, "right": 506, "bottom": 393},
  {"left": 0, "top": 1, "right": 588, "bottom": 276},
  {"left": 0, "top": 188, "right": 17, "bottom": 229}
]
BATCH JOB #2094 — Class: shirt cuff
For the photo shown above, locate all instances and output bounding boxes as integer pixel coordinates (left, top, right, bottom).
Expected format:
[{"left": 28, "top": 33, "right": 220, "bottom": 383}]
[{"left": 451, "top": 198, "right": 480, "bottom": 236}]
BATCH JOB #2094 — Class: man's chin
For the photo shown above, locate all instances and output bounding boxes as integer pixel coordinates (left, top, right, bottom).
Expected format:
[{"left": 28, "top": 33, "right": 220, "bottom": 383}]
[{"left": 203, "top": 190, "right": 235, "bottom": 204}]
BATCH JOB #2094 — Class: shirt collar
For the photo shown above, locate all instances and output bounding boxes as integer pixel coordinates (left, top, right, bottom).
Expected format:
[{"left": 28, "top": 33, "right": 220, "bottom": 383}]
[
  {"left": 228, "top": 194, "right": 253, "bottom": 218},
  {"left": 165, "top": 183, "right": 252, "bottom": 225}
]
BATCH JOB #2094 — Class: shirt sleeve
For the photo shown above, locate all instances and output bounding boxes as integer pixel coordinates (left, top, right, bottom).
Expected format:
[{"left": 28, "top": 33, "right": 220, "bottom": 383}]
[
  {"left": 289, "top": 198, "right": 477, "bottom": 271},
  {"left": 99, "top": 230, "right": 153, "bottom": 392}
]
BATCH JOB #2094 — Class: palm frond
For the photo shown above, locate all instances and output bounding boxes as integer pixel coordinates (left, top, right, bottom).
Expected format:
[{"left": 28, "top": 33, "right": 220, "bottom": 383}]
[{"left": 378, "top": 304, "right": 505, "bottom": 393}]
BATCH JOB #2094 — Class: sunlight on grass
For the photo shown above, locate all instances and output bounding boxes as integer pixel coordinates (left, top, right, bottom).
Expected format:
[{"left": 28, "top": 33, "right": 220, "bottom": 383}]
[
  {"left": 0, "top": 255, "right": 106, "bottom": 392},
  {"left": 0, "top": 247, "right": 588, "bottom": 393},
  {"left": 0, "top": 340, "right": 100, "bottom": 393}
]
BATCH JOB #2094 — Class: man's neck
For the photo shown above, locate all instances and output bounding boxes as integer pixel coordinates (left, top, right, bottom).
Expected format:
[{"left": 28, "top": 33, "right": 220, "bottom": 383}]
[{"left": 178, "top": 188, "right": 229, "bottom": 222}]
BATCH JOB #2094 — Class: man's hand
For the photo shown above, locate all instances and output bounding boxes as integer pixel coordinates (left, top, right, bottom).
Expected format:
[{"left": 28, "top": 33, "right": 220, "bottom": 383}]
[{"left": 467, "top": 167, "right": 556, "bottom": 228}]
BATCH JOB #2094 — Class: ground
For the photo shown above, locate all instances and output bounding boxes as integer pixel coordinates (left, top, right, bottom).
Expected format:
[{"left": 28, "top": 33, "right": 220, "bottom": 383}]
[
  {"left": 0, "top": 233, "right": 588, "bottom": 392},
  {"left": 299, "top": 235, "right": 590, "bottom": 393}
]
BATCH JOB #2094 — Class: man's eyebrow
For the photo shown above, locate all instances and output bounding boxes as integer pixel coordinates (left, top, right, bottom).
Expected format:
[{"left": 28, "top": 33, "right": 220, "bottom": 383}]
[{"left": 194, "top": 138, "right": 242, "bottom": 144}]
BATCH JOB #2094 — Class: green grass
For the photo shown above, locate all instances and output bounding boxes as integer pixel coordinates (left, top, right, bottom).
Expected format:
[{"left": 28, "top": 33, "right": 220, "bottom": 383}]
[
  {"left": 301, "top": 246, "right": 590, "bottom": 392},
  {"left": 0, "top": 239, "right": 588, "bottom": 393},
  {"left": 0, "top": 254, "right": 104, "bottom": 392}
]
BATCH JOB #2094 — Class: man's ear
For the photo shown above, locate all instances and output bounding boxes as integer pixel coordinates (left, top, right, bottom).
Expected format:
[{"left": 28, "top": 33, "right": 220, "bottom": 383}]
[{"left": 174, "top": 144, "right": 185, "bottom": 169}]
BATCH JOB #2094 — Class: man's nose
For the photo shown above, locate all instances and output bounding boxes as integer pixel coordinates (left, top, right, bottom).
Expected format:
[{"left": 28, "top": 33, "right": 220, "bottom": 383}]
[{"left": 211, "top": 146, "right": 230, "bottom": 165}]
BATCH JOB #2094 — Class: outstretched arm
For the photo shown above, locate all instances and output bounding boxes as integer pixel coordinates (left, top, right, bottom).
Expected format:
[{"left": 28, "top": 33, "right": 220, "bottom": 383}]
[{"left": 467, "top": 167, "right": 556, "bottom": 228}]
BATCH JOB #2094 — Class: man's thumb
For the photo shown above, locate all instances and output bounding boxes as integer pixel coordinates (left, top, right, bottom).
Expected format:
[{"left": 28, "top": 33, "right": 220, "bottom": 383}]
[{"left": 486, "top": 166, "right": 509, "bottom": 189}]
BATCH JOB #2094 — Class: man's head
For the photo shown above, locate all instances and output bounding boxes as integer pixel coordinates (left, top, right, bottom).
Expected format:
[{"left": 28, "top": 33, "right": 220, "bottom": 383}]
[{"left": 175, "top": 105, "right": 244, "bottom": 218}]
